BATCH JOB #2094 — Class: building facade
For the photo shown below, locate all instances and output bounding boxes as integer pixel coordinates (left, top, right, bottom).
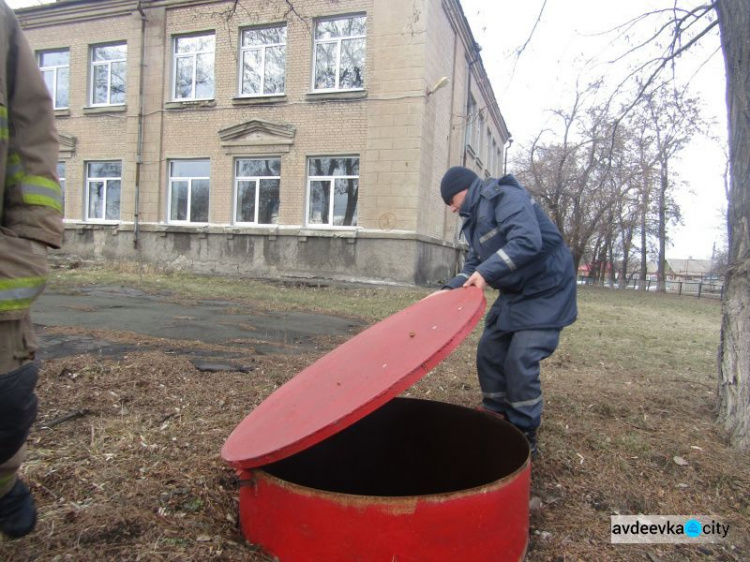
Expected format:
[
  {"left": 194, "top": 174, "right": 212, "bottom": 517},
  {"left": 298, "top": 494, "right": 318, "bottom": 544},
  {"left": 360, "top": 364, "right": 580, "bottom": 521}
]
[{"left": 16, "top": 0, "right": 509, "bottom": 285}]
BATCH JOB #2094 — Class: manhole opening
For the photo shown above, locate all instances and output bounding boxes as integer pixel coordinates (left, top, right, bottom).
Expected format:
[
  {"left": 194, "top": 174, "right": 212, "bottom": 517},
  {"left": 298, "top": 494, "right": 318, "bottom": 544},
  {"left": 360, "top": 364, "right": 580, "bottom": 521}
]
[{"left": 263, "top": 397, "right": 529, "bottom": 496}]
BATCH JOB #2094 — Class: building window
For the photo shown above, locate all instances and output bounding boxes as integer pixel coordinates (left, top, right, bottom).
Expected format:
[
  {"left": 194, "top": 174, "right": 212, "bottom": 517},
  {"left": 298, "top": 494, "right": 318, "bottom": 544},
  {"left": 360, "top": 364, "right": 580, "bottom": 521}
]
[
  {"left": 168, "top": 160, "right": 210, "bottom": 223},
  {"left": 86, "top": 161, "right": 121, "bottom": 221},
  {"left": 307, "top": 156, "right": 359, "bottom": 227},
  {"left": 57, "top": 162, "right": 66, "bottom": 216},
  {"left": 235, "top": 158, "right": 280, "bottom": 224},
  {"left": 313, "top": 15, "right": 366, "bottom": 91},
  {"left": 173, "top": 34, "right": 215, "bottom": 100},
  {"left": 240, "top": 26, "right": 286, "bottom": 96},
  {"left": 38, "top": 49, "right": 69, "bottom": 109},
  {"left": 90, "top": 43, "right": 127, "bottom": 106}
]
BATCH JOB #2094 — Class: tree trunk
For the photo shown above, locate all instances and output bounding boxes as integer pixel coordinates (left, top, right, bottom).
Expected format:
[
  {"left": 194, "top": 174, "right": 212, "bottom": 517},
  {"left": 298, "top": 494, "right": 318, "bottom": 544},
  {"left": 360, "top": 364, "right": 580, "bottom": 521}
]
[
  {"left": 716, "top": 0, "right": 750, "bottom": 450},
  {"left": 639, "top": 181, "right": 649, "bottom": 291},
  {"left": 657, "top": 163, "right": 668, "bottom": 292}
]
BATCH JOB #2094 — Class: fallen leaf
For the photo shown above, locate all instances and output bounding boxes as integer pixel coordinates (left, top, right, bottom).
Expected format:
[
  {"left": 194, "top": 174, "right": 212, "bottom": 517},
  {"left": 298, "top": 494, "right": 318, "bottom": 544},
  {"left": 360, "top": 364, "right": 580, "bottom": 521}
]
[{"left": 673, "top": 456, "right": 688, "bottom": 466}]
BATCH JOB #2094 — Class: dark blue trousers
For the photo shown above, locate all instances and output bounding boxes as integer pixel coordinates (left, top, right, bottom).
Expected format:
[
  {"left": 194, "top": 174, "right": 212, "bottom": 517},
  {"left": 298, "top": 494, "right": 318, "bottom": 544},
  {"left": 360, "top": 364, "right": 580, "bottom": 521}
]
[{"left": 476, "top": 327, "right": 560, "bottom": 433}]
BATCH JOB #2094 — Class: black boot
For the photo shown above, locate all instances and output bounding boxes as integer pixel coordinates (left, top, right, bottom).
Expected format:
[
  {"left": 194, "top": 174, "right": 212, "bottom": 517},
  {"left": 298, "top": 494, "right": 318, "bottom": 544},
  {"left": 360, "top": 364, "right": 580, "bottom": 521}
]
[
  {"left": 522, "top": 430, "right": 538, "bottom": 460},
  {"left": 0, "top": 479, "right": 37, "bottom": 538}
]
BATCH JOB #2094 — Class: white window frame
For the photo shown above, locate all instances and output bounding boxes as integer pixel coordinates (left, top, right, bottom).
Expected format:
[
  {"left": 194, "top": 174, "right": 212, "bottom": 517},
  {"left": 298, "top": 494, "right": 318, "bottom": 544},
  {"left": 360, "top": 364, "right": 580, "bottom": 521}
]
[
  {"left": 305, "top": 156, "right": 359, "bottom": 228},
  {"left": 233, "top": 158, "right": 281, "bottom": 225},
  {"left": 167, "top": 159, "right": 211, "bottom": 224},
  {"left": 172, "top": 33, "right": 215, "bottom": 101},
  {"left": 89, "top": 43, "right": 127, "bottom": 106},
  {"left": 38, "top": 49, "right": 69, "bottom": 110},
  {"left": 238, "top": 25, "right": 287, "bottom": 97},
  {"left": 312, "top": 14, "right": 366, "bottom": 92},
  {"left": 85, "top": 161, "right": 122, "bottom": 223}
]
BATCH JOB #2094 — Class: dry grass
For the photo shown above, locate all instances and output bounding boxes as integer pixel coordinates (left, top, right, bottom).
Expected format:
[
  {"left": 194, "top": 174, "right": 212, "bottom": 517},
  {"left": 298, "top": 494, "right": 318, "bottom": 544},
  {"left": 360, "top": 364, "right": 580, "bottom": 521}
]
[{"left": 1, "top": 267, "right": 747, "bottom": 561}]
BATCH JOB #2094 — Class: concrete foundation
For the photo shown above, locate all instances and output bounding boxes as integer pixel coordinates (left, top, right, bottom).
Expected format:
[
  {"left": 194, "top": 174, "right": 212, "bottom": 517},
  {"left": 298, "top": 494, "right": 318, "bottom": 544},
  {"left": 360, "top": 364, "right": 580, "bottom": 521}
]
[{"left": 57, "top": 223, "right": 464, "bottom": 286}]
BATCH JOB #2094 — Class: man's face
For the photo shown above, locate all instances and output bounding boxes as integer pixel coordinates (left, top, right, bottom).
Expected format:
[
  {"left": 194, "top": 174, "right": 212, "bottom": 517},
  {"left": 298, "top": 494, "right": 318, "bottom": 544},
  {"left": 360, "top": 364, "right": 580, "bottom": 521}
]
[{"left": 449, "top": 189, "right": 468, "bottom": 213}]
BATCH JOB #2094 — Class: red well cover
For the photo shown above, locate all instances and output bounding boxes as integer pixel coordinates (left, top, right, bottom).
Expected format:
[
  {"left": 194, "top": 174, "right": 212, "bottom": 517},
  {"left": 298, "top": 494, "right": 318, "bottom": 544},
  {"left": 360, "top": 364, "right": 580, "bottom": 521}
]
[{"left": 222, "top": 287, "right": 486, "bottom": 469}]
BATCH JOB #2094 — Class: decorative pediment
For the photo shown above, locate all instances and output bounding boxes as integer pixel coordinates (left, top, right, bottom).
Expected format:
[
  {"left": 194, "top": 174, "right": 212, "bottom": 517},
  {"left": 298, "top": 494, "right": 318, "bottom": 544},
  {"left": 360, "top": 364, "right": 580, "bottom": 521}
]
[
  {"left": 58, "top": 133, "right": 77, "bottom": 158},
  {"left": 218, "top": 119, "right": 296, "bottom": 154}
]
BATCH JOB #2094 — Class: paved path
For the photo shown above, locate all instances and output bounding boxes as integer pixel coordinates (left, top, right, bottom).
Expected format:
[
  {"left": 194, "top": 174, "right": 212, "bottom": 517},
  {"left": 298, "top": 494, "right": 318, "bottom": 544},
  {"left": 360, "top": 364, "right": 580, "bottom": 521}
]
[{"left": 31, "top": 286, "right": 363, "bottom": 362}]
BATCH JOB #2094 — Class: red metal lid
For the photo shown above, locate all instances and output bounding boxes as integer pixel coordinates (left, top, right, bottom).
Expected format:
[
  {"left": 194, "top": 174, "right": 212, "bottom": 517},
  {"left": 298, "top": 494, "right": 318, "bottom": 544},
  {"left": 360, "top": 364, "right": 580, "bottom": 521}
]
[{"left": 222, "top": 287, "right": 486, "bottom": 469}]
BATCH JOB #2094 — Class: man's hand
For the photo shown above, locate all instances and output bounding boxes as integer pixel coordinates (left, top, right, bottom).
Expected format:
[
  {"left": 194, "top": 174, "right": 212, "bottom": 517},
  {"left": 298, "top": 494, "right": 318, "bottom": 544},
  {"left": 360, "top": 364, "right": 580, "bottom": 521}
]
[{"left": 463, "top": 271, "right": 486, "bottom": 290}]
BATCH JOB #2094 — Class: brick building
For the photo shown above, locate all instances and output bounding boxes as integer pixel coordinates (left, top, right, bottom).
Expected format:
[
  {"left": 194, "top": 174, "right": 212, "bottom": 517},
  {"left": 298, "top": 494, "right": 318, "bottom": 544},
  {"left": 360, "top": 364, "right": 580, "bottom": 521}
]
[{"left": 15, "top": 0, "right": 510, "bottom": 285}]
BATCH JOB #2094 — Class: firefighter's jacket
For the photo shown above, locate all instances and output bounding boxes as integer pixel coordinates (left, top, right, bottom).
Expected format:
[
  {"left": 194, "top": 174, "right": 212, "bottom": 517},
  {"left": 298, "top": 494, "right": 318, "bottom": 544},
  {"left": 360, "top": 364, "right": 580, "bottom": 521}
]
[
  {"left": 444, "top": 174, "right": 577, "bottom": 333},
  {"left": 1, "top": 1, "right": 63, "bottom": 321}
]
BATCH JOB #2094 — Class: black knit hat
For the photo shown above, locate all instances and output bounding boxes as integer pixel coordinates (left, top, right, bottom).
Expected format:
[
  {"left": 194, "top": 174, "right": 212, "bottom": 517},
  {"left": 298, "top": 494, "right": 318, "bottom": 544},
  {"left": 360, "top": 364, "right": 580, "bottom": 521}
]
[{"left": 440, "top": 166, "right": 479, "bottom": 204}]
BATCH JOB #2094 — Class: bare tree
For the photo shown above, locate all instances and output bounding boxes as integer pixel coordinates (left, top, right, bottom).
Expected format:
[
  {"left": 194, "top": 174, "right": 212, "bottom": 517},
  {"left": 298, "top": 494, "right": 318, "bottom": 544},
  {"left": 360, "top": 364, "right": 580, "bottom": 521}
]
[
  {"left": 519, "top": 85, "right": 638, "bottom": 270},
  {"left": 638, "top": 85, "right": 702, "bottom": 290}
]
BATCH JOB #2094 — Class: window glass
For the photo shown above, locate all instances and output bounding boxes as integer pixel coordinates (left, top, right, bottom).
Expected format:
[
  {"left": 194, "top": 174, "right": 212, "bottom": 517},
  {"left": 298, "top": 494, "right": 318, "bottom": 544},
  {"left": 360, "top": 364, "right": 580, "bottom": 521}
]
[
  {"left": 38, "top": 49, "right": 69, "bottom": 109},
  {"left": 258, "top": 179, "right": 280, "bottom": 224},
  {"left": 170, "top": 180, "right": 189, "bottom": 221},
  {"left": 86, "top": 161, "right": 122, "bottom": 221},
  {"left": 307, "top": 157, "right": 358, "bottom": 227},
  {"left": 234, "top": 158, "right": 280, "bottom": 224},
  {"left": 308, "top": 180, "right": 330, "bottom": 225},
  {"left": 172, "top": 160, "right": 210, "bottom": 177},
  {"left": 240, "top": 25, "right": 286, "bottom": 96},
  {"left": 169, "top": 160, "right": 210, "bottom": 223},
  {"left": 173, "top": 34, "right": 215, "bottom": 100},
  {"left": 191, "top": 179, "right": 210, "bottom": 223},
  {"left": 91, "top": 43, "right": 127, "bottom": 105},
  {"left": 236, "top": 181, "right": 256, "bottom": 223},
  {"left": 313, "top": 16, "right": 366, "bottom": 91}
]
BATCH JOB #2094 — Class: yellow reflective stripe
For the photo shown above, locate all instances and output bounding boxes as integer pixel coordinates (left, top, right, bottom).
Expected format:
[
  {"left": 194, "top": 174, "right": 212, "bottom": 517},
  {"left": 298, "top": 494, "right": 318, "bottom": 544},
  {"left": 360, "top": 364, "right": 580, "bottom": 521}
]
[
  {"left": 0, "top": 105, "right": 7, "bottom": 140},
  {"left": 21, "top": 175, "right": 63, "bottom": 212},
  {"left": 0, "top": 276, "right": 47, "bottom": 313},
  {"left": 5, "top": 153, "right": 23, "bottom": 186}
]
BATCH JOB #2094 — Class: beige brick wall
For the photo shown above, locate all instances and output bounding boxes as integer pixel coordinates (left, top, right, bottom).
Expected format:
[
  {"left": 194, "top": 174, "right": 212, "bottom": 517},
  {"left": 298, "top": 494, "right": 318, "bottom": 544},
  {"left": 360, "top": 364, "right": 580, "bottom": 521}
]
[{"left": 17, "top": 0, "right": 509, "bottom": 284}]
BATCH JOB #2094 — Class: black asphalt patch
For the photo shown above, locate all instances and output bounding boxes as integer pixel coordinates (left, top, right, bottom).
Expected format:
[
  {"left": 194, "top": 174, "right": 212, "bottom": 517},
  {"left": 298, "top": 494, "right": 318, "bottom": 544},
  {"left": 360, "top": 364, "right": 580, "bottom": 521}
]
[{"left": 32, "top": 286, "right": 364, "bottom": 359}]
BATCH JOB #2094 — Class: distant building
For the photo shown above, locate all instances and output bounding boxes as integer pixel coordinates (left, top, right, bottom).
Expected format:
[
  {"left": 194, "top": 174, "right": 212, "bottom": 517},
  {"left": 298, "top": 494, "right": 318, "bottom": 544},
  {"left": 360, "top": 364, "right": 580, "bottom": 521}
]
[
  {"left": 15, "top": 0, "right": 509, "bottom": 285},
  {"left": 665, "top": 258, "right": 714, "bottom": 282}
]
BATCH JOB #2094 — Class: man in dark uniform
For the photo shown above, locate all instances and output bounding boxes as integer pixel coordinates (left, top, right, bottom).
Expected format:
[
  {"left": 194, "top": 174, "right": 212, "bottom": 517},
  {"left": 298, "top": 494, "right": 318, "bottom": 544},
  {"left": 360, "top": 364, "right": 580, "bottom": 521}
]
[{"left": 438, "top": 166, "right": 577, "bottom": 457}]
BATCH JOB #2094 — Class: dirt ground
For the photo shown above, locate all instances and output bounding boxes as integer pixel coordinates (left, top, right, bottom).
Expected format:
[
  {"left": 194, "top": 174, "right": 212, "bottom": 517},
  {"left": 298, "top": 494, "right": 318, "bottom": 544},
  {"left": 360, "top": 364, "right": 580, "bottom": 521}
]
[{"left": 1, "top": 278, "right": 748, "bottom": 561}]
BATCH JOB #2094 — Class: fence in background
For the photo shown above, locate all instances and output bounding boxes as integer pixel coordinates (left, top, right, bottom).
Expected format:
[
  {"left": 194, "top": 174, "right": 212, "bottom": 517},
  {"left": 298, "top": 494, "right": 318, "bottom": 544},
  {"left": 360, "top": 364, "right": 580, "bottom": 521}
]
[{"left": 577, "top": 276, "right": 724, "bottom": 300}]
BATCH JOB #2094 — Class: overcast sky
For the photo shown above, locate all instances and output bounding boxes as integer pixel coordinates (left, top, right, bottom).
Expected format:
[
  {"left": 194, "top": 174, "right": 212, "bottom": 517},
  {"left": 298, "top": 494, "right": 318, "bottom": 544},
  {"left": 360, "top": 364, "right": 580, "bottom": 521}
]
[
  {"left": 461, "top": 0, "right": 728, "bottom": 261},
  {"left": 7, "top": 0, "right": 728, "bottom": 260}
]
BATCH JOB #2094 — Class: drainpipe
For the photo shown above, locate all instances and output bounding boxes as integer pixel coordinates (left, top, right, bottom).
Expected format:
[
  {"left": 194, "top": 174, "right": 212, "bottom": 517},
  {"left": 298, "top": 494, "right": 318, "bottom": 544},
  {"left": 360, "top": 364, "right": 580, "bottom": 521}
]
[{"left": 134, "top": 0, "right": 147, "bottom": 249}]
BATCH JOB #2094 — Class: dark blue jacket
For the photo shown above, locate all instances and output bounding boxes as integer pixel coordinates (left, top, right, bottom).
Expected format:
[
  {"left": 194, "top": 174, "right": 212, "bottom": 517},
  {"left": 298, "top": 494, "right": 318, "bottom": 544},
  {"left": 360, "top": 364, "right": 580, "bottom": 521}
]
[{"left": 444, "top": 174, "right": 577, "bottom": 332}]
